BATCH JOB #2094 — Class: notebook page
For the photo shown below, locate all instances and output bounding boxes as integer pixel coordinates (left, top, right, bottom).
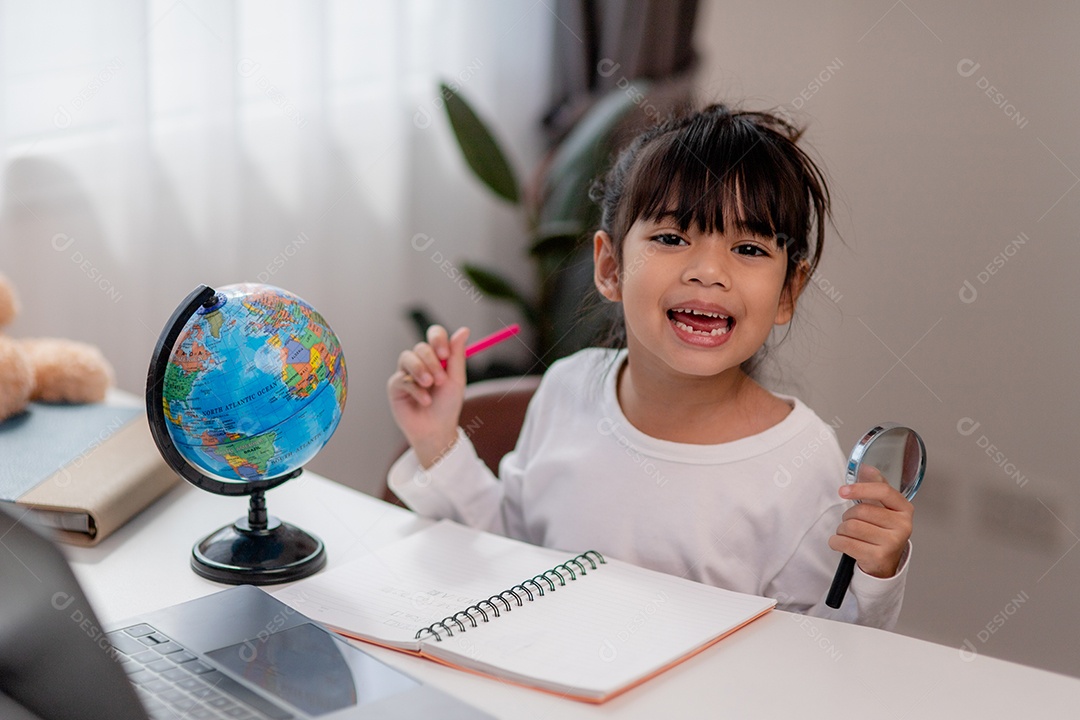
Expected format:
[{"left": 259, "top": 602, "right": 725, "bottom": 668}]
[
  {"left": 425, "top": 557, "right": 775, "bottom": 699},
  {"left": 273, "top": 520, "right": 575, "bottom": 649}
]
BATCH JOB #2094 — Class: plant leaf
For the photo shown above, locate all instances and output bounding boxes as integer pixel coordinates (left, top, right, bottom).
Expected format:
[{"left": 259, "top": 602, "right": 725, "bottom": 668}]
[
  {"left": 534, "top": 220, "right": 582, "bottom": 239},
  {"left": 441, "top": 83, "right": 520, "bottom": 204},
  {"left": 529, "top": 231, "right": 580, "bottom": 259},
  {"left": 462, "top": 264, "right": 538, "bottom": 324},
  {"left": 405, "top": 305, "right": 440, "bottom": 340},
  {"left": 539, "top": 84, "right": 647, "bottom": 226}
]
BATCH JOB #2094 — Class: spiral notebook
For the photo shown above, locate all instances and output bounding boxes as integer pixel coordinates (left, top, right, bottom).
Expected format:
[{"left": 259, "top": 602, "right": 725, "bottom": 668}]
[{"left": 273, "top": 520, "right": 775, "bottom": 703}]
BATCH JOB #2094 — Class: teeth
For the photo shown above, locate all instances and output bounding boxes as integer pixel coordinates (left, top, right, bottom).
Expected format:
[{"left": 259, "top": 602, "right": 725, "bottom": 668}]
[
  {"left": 671, "top": 307, "right": 729, "bottom": 319},
  {"left": 673, "top": 320, "right": 730, "bottom": 336}
]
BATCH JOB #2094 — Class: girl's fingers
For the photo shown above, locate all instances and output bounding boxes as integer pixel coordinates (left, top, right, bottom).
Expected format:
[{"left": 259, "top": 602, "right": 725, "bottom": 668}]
[
  {"left": 426, "top": 325, "right": 451, "bottom": 363},
  {"left": 413, "top": 342, "right": 447, "bottom": 381},
  {"left": 835, "top": 517, "right": 901, "bottom": 547},
  {"left": 397, "top": 350, "right": 435, "bottom": 386},
  {"left": 840, "top": 481, "right": 914, "bottom": 513},
  {"left": 842, "top": 501, "right": 909, "bottom": 527},
  {"left": 389, "top": 370, "right": 431, "bottom": 405},
  {"left": 389, "top": 325, "right": 467, "bottom": 400},
  {"left": 828, "top": 533, "right": 904, "bottom": 578},
  {"left": 444, "top": 327, "right": 470, "bottom": 381},
  {"left": 828, "top": 534, "right": 888, "bottom": 562}
]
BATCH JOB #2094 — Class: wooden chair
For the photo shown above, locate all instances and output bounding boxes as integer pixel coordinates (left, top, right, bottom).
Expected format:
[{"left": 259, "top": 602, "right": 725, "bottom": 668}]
[{"left": 383, "top": 375, "right": 543, "bottom": 507}]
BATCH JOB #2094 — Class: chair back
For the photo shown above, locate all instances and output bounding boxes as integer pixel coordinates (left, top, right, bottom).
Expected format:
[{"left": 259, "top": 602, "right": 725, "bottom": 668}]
[{"left": 384, "top": 375, "right": 542, "bottom": 506}]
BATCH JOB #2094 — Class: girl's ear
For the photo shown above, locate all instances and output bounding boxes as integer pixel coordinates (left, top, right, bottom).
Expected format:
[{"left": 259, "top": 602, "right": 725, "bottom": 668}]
[
  {"left": 775, "top": 259, "right": 811, "bottom": 325},
  {"left": 593, "top": 230, "right": 622, "bottom": 302}
]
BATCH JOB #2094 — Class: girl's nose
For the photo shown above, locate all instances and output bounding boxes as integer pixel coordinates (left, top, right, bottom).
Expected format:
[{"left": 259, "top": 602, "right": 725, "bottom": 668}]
[{"left": 681, "top": 248, "right": 729, "bottom": 287}]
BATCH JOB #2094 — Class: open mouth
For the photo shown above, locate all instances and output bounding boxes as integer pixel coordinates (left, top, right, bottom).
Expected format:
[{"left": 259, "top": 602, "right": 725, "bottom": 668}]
[{"left": 667, "top": 308, "right": 734, "bottom": 337}]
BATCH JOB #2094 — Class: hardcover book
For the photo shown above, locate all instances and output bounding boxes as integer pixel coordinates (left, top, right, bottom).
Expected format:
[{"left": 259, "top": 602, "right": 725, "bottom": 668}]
[{"left": 0, "top": 402, "right": 178, "bottom": 546}]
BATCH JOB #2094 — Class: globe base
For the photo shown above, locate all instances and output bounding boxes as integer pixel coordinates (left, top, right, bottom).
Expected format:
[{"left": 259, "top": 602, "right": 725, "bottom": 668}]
[{"left": 191, "top": 515, "right": 326, "bottom": 585}]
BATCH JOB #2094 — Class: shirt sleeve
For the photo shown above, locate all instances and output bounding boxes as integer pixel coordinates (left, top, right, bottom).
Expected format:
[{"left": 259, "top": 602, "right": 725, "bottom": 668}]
[
  {"left": 841, "top": 542, "right": 911, "bottom": 630},
  {"left": 386, "top": 429, "right": 529, "bottom": 541},
  {"left": 387, "top": 364, "right": 565, "bottom": 542},
  {"left": 766, "top": 502, "right": 910, "bottom": 631}
]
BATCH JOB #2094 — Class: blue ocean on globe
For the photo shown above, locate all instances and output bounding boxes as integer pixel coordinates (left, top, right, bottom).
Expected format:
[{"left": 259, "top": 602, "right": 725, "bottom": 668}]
[{"left": 162, "top": 283, "right": 347, "bottom": 482}]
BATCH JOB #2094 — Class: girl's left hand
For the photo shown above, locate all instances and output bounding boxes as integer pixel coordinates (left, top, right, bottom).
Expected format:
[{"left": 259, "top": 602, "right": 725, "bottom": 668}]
[{"left": 828, "top": 468, "right": 914, "bottom": 578}]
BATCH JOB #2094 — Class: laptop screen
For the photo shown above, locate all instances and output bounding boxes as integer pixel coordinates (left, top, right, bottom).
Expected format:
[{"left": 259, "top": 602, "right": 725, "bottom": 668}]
[
  {"left": 205, "top": 622, "right": 418, "bottom": 716},
  {"left": 0, "top": 504, "right": 495, "bottom": 720},
  {"left": 0, "top": 505, "right": 148, "bottom": 720}
]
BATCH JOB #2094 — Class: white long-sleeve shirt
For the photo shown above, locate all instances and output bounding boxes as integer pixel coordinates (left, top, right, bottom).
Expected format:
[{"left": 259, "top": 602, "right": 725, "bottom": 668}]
[{"left": 390, "top": 348, "right": 908, "bottom": 630}]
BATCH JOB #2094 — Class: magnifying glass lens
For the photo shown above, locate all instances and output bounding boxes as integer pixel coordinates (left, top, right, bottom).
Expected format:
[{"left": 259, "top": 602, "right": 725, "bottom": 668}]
[{"left": 825, "top": 425, "right": 926, "bottom": 609}]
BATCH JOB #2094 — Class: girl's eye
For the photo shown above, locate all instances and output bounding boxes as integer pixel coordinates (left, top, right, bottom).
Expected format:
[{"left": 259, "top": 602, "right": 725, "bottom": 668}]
[
  {"left": 652, "top": 233, "right": 687, "bottom": 247},
  {"left": 734, "top": 243, "right": 769, "bottom": 257}
]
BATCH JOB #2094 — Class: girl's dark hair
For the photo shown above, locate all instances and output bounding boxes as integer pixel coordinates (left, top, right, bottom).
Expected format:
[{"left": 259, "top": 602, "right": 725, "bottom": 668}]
[{"left": 588, "top": 103, "right": 833, "bottom": 353}]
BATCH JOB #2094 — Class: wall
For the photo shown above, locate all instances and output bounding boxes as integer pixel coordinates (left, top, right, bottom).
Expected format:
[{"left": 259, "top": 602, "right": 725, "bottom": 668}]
[{"left": 693, "top": 0, "right": 1080, "bottom": 676}]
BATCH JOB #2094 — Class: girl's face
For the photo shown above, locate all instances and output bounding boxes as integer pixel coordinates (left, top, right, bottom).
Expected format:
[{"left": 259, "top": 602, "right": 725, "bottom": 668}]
[{"left": 594, "top": 215, "right": 800, "bottom": 382}]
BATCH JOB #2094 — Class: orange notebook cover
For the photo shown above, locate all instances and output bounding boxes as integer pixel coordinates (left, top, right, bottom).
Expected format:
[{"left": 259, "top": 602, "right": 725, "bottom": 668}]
[{"left": 274, "top": 520, "right": 775, "bottom": 702}]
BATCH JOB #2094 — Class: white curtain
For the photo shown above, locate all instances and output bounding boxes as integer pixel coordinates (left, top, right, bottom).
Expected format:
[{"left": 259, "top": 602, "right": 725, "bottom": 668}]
[{"left": 0, "top": 0, "right": 553, "bottom": 495}]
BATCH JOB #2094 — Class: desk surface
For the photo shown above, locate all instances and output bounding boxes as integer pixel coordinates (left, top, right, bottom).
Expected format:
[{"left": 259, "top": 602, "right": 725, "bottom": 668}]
[{"left": 67, "top": 473, "right": 1080, "bottom": 719}]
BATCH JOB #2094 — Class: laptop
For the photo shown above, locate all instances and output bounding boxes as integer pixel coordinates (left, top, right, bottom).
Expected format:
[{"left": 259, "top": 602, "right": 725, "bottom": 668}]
[{"left": 0, "top": 505, "right": 493, "bottom": 720}]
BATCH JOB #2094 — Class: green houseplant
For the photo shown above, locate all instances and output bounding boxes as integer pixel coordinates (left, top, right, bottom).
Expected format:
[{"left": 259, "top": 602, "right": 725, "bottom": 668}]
[{"left": 412, "top": 82, "right": 646, "bottom": 372}]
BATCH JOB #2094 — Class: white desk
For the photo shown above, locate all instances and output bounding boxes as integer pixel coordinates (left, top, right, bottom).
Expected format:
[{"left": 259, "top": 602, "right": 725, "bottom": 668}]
[{"left": 67, "top": 473, "right": 1080, "bottom": 719}]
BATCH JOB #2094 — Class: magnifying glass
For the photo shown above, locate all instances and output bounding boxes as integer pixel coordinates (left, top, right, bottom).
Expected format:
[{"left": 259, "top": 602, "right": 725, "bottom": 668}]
[{"left": 825, "top": 423, "right": 926, "bottom": 609}]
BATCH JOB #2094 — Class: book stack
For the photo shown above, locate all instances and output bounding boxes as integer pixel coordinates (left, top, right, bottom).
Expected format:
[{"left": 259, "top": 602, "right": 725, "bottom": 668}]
[{"left": 0, "top": 401, "right": 178, "bottom": 546}]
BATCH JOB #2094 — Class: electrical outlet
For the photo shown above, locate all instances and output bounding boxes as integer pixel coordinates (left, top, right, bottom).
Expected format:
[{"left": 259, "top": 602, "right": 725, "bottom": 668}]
[{"left": 975, "top": 485, "right": 1063, "bottom": 554}]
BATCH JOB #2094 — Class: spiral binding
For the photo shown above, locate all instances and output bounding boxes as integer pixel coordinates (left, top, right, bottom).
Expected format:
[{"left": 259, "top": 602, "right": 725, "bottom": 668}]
[{"left": 414, "top": 550, "right": 606, "bottom": 642}]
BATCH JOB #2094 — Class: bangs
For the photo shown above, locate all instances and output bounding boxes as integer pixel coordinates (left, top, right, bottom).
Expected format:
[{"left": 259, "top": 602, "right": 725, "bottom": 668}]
[
  {"left": 616, "top": 112, "right": 815, "bottom": 253},
  {"left": 589, "top": 102, "right": 834, "bottom": 356}
]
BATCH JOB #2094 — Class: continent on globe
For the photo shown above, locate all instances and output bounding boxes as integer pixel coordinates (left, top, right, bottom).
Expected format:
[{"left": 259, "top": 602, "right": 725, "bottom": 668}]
[{"left": 162, "top": 284, "right": 347, "bottom": 482}]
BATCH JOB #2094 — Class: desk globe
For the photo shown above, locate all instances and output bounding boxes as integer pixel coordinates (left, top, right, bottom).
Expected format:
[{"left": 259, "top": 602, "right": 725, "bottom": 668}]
[{"left": 146, "top": 284, "right": 347, "bottom": 584}]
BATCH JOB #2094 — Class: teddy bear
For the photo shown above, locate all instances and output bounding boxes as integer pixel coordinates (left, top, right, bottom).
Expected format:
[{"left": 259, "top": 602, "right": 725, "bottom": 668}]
[{"left": 0, "top": 272, "right": 114, "bottom": 422}]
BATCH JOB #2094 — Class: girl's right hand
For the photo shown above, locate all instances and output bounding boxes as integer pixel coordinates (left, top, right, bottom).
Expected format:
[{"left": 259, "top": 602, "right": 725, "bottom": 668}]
[{"left": 387, "top": 325, "right": 470, "bottom": 469}]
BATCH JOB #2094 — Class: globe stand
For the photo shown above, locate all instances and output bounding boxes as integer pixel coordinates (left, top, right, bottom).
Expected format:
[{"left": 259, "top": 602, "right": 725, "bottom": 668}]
[
  {"left": 191, "top": 487, "right": 326, "bottom": 585},
  {"left": 146, "top": 285, "right": 337, "bottom": 586}
]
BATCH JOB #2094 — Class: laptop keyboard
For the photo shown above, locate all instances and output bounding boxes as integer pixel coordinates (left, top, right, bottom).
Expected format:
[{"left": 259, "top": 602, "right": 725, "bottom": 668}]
[{"left": 107, "top": 623, "right": 293, "bottom": 720}]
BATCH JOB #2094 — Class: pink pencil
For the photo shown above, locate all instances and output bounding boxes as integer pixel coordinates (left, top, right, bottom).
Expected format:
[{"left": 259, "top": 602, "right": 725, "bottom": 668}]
[{"left": 440, "top": 324, "right": 520, "bottom": 368}]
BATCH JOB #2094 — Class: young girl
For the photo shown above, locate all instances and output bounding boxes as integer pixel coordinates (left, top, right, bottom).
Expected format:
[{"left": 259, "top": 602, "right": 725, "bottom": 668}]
[{"left": 387, "top": 104, "right": 913, "bottom": 630}]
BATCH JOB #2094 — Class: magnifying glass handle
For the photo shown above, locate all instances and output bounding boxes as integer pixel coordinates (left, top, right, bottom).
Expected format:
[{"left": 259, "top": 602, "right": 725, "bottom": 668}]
[{"left": 826, "top": 554, "right": 856, "bottom": 609}]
